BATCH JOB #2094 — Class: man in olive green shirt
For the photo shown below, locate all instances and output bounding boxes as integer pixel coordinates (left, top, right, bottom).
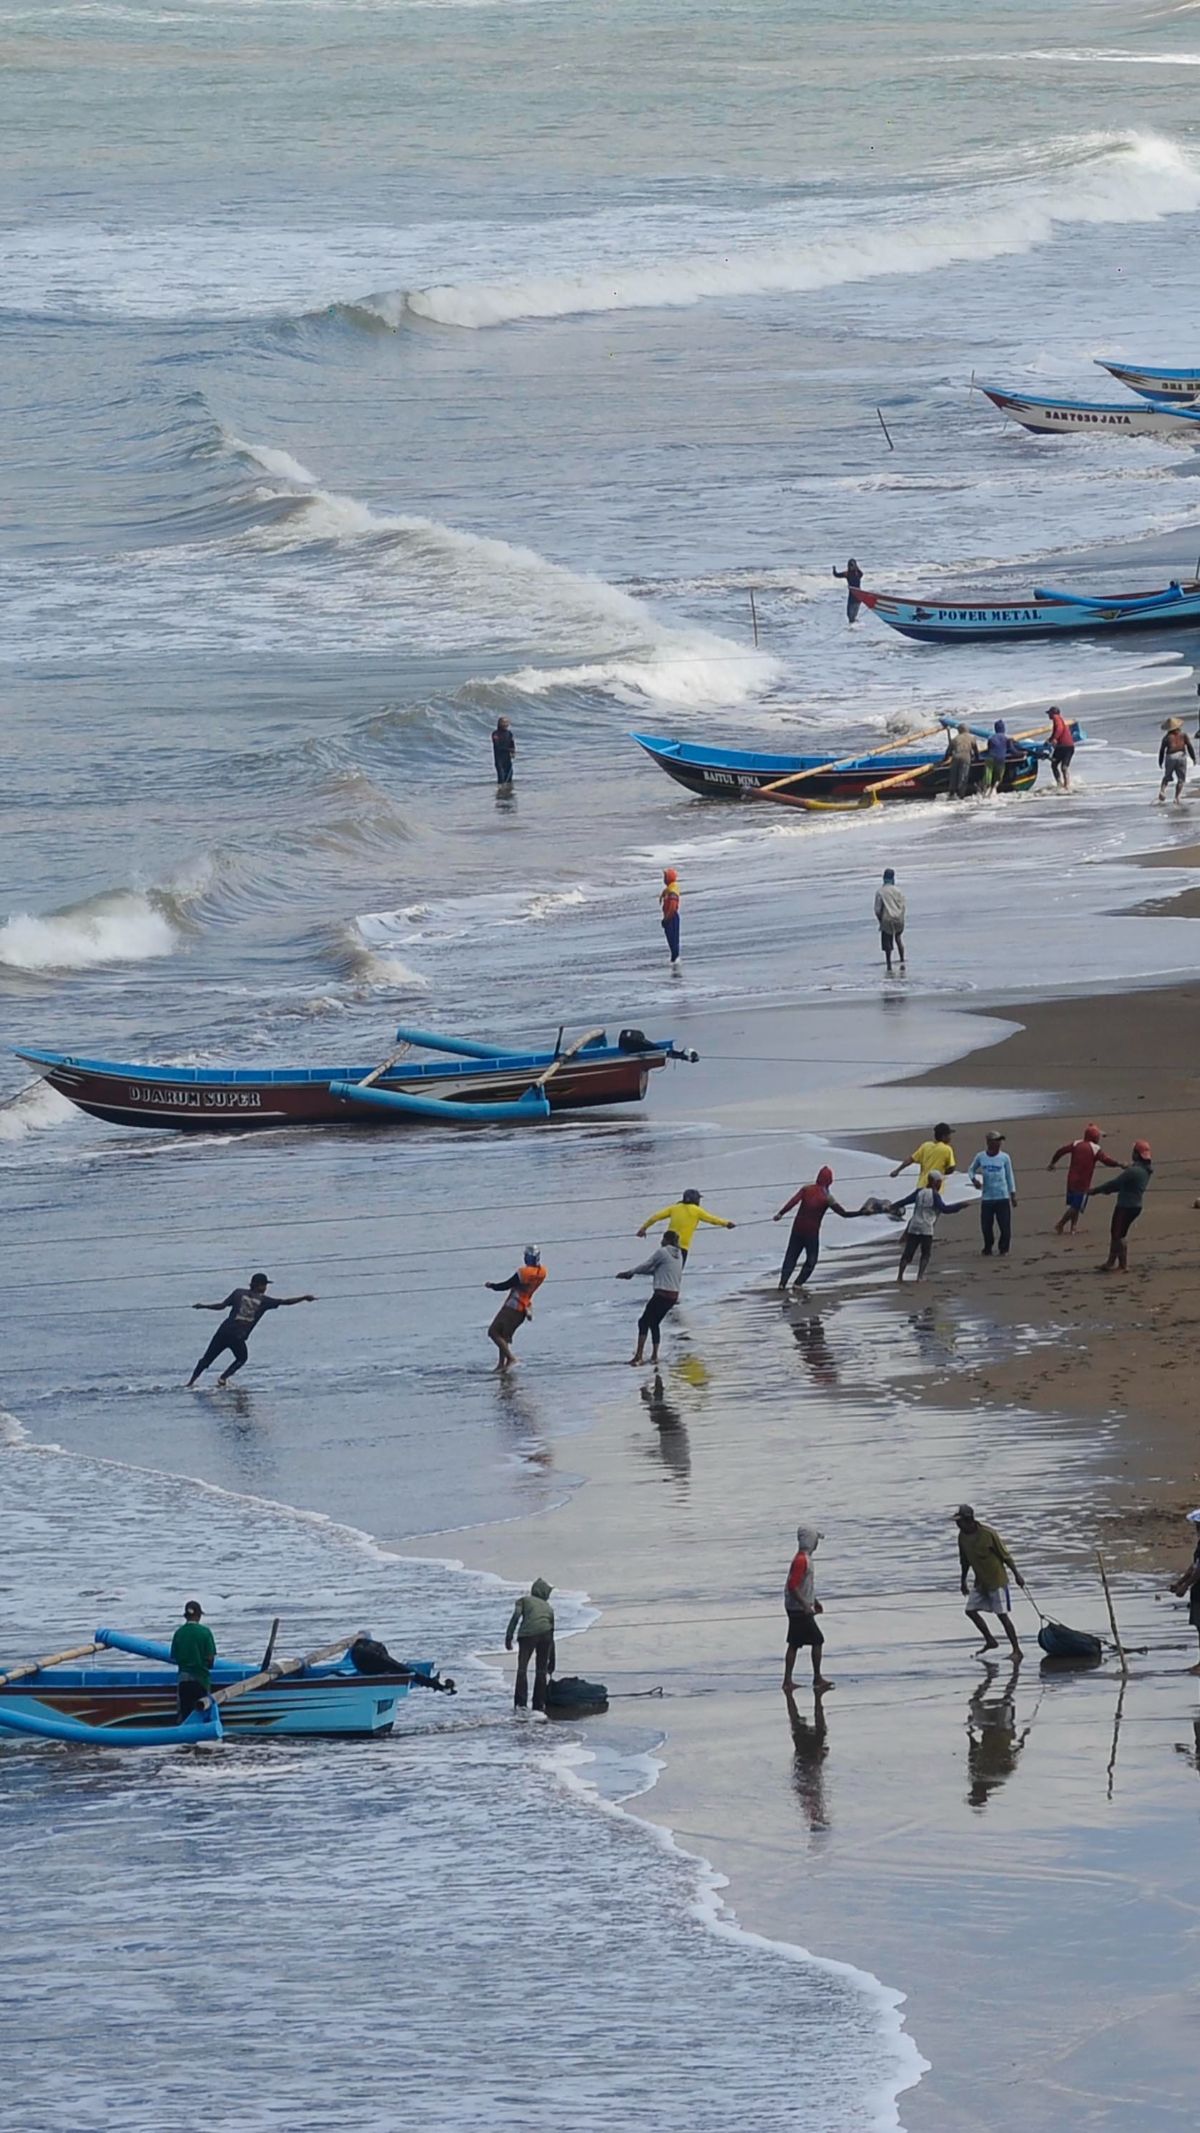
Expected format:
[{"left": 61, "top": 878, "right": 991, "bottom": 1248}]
[
  {"left": 170, "top": 1599, "right": 216, "bottom": 1720},
  {"left": 955, "top": 1505, "right": 1025, "bottom": 1659}
]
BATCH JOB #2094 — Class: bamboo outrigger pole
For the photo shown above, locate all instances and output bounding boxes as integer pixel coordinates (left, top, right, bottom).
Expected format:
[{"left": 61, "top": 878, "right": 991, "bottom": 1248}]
[
  {"left": 753, "top": 722, "right": 948, "bottom": 800},
  {"left": 0, "top": 1641, "right": 103, "bottom": 1687},
  {"left": 210, "top": 1635, "right": 355, "bottom": 1709}
]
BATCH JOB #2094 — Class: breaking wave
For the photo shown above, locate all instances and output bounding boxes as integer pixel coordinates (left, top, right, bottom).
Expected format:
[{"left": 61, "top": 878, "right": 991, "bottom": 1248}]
[
  {"left": 351, "top": 131, "right": 1200, "bottom": 330},
  {"left": 0, "top": 891, "right": 180, "bottom": 974}
]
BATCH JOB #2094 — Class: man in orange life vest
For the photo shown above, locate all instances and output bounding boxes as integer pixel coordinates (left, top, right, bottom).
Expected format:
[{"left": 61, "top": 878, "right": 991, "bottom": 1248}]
[{"left": 484, "top": 1246, "right": 547, "bottom": 1371}]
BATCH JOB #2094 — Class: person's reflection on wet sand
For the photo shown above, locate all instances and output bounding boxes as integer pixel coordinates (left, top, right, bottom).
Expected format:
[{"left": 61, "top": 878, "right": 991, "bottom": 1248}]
[
  {"left": 493, "top": 1371, "right": 551, "bottom": 1469},
  {"left": 788, "top": 1310, "right": 838, "bottom": 1388},
  {"left": 640, "top": 1373, "right": 690, "bottom": 1483},
  {"left": 1173, "top": 1717, "right": 1200, "bottom": 1774},
  {"left": 784, "top": 1686, "right": 831, "bottom": 1832},
  {"left": 909, "top": 1302, "right": 958, "bottom": 1369},
  {"left": 966, "top": 1662, "right": 1031, "bottom": 1811}
]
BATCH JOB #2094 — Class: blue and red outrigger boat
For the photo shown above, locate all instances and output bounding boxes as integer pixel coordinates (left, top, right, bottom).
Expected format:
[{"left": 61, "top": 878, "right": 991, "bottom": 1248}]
[
  {"left": 15, "top": 1024, "right": 695, "bottom": 1134},
  {"left": 632, "top": 717, "right": 1060, "bottom": 807},
  {"left": 856, "top": 577, "right": 1200, "bottom": 644}
]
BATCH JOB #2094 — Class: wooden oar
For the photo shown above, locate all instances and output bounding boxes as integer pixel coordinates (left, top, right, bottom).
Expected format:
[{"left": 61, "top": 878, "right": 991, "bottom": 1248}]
[
  {"left": 864, "top": 717, "right": 1060, "bottom": 800},
  {"left": 532, "top": 1027, "right": 606, "bottom": 1092},
  {"left": 210, "top": 1634, "right": 353, "bottom": 1710},
  {"left": 754, "top": 722, "right": 947, "bottom": 799},
  {"left": 0, "top": 1640, "right": 102, "bottom": 1687}
]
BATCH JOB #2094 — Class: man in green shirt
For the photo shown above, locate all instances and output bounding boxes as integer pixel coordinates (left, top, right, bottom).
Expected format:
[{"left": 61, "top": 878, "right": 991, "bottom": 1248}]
[
  {"left": 954, "top": 1505, "right": 1025, "bottom": 1659},
  {"left": 170, "top": 1600, "right": 216, "bottom": 1721}
]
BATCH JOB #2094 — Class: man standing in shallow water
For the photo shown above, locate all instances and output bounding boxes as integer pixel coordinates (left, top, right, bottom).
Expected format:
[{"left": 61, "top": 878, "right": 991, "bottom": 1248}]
[
  {"left": 955, "top": 1505, "right": 1025, "bottom": 1660},
  {"left": 188, "top": 1272, "right": 316, "bottom": 1387},
  {"left": 782, "top": 1525, "right": 833, "bottom": 1694}
]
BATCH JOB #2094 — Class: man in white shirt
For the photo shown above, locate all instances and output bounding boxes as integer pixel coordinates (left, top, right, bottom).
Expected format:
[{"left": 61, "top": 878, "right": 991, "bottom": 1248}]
[{"left": 873, "top": 868, "right": 906, "bottom": 974}]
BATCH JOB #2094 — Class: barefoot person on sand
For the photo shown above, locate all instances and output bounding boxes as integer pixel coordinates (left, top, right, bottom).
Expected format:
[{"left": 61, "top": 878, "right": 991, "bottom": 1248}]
[
  {"left": 617, "top": 1230, "right": 683, "bottom": 1366},
  {"left": 773, "top": 1165, "right": 864, "bottom": 1290},
  {"left": 782, "top": 1524, "right": 834, "bottom": 1694},
  {"left": 188, "top": 1272, "right": 316, "bottom": 1387},
  {"left": 1171, "top": 1510, "right": 1200, "bottom": 1674},
  {"left": 484, "top": 1246, "right": 547, "bottom": 1370},
  {"left": 955, "top": 1505, "right": 1025, "bottom": 1660},
  {"left": 1092, "top": 1141, "right": 1153, "bottom": 1273},
  {"left": 891, "top": 1124, "right": 955, "bottom": 1188},
  {"left": 637, "top": 1187, "right": 734, "bottom": 1265},
  {"left": 892, "top": 1171, "right": 969, "bottom": 1283},
  {"left": 1049, "top": 1122, "right": 1119, "bottom": 1235}
]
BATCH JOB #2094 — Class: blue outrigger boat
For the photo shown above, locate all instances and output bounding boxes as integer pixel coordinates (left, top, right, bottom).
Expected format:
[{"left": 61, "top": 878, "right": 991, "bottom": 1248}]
[
  {"left": 0, "top": 1628, "right": 452, "bottom": 1747},
  {"left": 15, "top": 1025, "right": 694, "bottom": 1133},
  {"left": 632, "top": 717, "right": 1057, "bottom": 806},
  {"left": 1096, "top": 358, "right": 1200, "bottom": 404},
  {"left": 981, "top": 384, "right": 1200, "bottom": 441},
  {"left": 857, "top": 577, "right": 1200, "bottom": 644}
]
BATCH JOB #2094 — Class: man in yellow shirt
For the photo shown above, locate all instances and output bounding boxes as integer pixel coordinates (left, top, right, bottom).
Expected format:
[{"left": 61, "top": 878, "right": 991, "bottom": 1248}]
[
  {"left": 891, "top": 1123, "right": 956, "bottom": 1190},
  {"left": 637, "top": 1187, "right": 735, "bottom": 1265}
]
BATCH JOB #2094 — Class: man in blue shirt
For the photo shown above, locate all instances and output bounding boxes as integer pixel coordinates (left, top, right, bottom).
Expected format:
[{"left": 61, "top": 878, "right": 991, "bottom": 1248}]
[{"left": 968, "top": 1131, "right": 1017, "bottom": 1256}]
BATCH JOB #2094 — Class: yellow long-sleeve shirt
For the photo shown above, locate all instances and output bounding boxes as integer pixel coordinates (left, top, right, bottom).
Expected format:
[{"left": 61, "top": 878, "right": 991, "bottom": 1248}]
[{"left": 641, "top": 1201, "right": 732, "bottom": 1251}]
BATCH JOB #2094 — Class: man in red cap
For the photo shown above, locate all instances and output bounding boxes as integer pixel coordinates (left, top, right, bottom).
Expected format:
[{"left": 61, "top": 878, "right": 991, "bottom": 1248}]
[
  {"left": 1048, "top": 1123, "right": 1119, "bottom": 1235},
  {"left": 773, "top": 1166, "right": 868, "bottom": 1290},
  {"left": 1093, "top": 1141, "right": 1154, "bottom": 1272}
]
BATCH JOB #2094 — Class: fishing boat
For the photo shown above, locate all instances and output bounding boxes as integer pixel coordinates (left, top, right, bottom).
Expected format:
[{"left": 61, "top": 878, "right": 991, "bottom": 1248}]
[
  {"left": 981, "top": 384, "right": 1200, "bottom": 441},
  {"left": 632, "top": 723, "right": 1046, "bottom": 805},
  {"left": 14, "top": 1024, "right": 694, "bottom": 1134},
  {"left": 0, "top": 1627, "right": 451, "bottom": 1744},
  {"left": 857, "top": 579, "right": 1200, "bottom": 644},
  {"left": 1095, "top": 358, "right": 1200, "bottom": 403}
]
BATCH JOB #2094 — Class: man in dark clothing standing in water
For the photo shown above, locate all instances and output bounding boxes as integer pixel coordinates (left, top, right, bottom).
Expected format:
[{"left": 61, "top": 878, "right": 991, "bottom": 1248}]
[
  {"left": 170, "top": 1600, "right": 216, "bottom": 1720},
  {"left": 832, "top": 557, "right": 863, "bottom": 623},
  {"left": 188, "top": 1272, "right": 316, "bottom": 1386},
  {"left": 492, "top": 716, "right": 515, "bottom": 786}
]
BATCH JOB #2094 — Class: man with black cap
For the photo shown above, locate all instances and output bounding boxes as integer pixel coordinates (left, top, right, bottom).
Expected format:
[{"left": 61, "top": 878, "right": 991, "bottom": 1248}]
[
  {"left": 637, "top": 1187, "right": 735, "bottom": 1267},
  {"left": 170, "top": 1600, "right": 216, "bottom": 1720},
  {"left": 188, "top": 1272, "right": 316, "bottom": 1386}
]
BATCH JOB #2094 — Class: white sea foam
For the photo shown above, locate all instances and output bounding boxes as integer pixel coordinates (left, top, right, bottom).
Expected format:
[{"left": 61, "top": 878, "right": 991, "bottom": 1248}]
[
  {"left": 0, "top": 891, "right": 179, "bottom": 972},
  {"left": 0, "top": 1081, "right": 76, "bottom": 1145},
  {"left": 370, "top": 131, "right": 1200, "bottom": 330}
]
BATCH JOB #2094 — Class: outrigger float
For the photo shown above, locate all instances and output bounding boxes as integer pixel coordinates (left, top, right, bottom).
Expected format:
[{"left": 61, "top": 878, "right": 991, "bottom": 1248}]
[
  {"left": 633, "top": 715, "right": 1067, "bottom": 809},
  {"left": 15, "top": 1025, "right": 696, "bottom": 1134},
  {"left": 856, "top": 578, "right": 1200, "bottom": 644},
  {"left": 0, "top": 1628, "right": 453, "bottom": 1747}
]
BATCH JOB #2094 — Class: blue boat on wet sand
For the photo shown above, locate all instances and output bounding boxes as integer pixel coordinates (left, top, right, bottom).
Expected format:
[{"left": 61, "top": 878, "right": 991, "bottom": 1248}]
[
  {"left": 857, "top": 578, "right": 1200, "bottom": 644},
  {"left": 1095, "top": 358, "right": 1200, "bottom": 404},
  {"left": 981, "top": 384, "right": 1200, "bottom": 441},
  {"left": 632, "top": 720, "right": 1056, "bottom": 807},
  {"left": 0, "top": 1628, "right": 453, "bottom": 1746}
]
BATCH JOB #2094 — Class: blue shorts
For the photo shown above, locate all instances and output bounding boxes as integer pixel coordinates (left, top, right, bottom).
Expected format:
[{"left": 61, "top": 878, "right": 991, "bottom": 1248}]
[{"left": 1066, "top": 1190, "right": 1088, "bottom": 1213}]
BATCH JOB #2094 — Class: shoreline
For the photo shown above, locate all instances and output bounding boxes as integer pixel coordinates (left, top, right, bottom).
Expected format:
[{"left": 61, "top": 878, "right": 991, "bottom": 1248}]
[{"left": 441, "top": 947, "right": 1200, "bottom": 2132}]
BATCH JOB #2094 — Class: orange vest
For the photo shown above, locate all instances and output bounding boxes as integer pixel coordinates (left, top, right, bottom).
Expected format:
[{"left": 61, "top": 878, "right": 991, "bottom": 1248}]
[{"left": 514, "top": 1265, "right": 546, "bottom": 1315}]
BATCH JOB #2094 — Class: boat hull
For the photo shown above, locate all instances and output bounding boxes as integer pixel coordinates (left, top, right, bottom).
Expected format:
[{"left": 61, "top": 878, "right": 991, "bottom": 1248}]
[
  {"left": 1096, "top": 359, "right": 1200, "bottom": 403},
  {"left": 983, "top": 385, "right": 1200, "bottom": 440},
  {"left": 15, "top": 1044, "right": 663, "bottom": 1132},
  {"left": 858, "top": 585, "right": 1200, "bottom": 643},
  {"left": 0, "top": 1668, "right": 415, "bottom": 1737},
  {"left": 631, "top": 732, "right": 1037, "bottom": 801}
]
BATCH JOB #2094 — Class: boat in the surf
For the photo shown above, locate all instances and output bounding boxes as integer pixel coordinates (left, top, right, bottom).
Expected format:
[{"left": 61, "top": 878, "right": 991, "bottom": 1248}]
[
  {"left": 631, "top": 721, "right": 1049, "bottom": 806},
  {"left": 1095, "top": 358, "right": 1200, "bottom": 404},
  {"left": 980, "top": 384, "right": 1200, "bottom": 440},
  {"left": 856, "top": 578, "right": 1200, "bottom": 644},
  {"left": 14, "top": 1024, "right": 695, "bottom": 1134},
  {"left": 0, "top": 1627, "right": 452, "bottom": 1744}
]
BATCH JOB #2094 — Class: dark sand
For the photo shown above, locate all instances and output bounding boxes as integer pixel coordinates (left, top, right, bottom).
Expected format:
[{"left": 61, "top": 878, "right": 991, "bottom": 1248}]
[{"left": 445, "top": 974, "right": 1200, "bottom": 2133}]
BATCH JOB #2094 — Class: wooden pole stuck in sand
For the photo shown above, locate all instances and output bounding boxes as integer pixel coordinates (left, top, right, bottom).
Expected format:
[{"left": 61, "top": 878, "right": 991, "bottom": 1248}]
[
  {"left": 1096, "top": 1550, "right": 1129, "bottom": 1676},
  {"left": 876, "top": 405, "right": 895, "bottom": 451},
  {"left": 749, "top": 589, "right": 759, "bottom": 646}
]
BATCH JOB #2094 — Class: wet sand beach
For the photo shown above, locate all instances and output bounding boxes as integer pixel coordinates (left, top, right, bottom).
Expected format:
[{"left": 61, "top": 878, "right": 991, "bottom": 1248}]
[{"left": 447, "top": 970, "right": 1200, "bottom": 2133}]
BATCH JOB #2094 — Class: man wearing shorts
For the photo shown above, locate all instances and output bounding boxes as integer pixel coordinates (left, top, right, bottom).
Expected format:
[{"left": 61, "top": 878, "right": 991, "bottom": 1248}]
[
  {"left": 873, "top": 867, "right": 906, "bottom": 974},
  {"left": 617, "top": 1230, "right": 683, "bottom": 1365},
  {"left": 1047, "top": 706, "right": 1074, "bottom": 791},
  {"left": 1049, "top": 1122, "right": 1119, "bottom": 1235},
  {"left": 1093, "top": 1141, "right": 1153, "bottom": 1273},
  {"left": 955, "top": 1504, "right": 1025, "bottom": 1659},
  {"left": 782, "top": 1523, "right": 833, "bottom": 1693},
  {"left": 484, "top": 1246, "right": 546, "bottom": 1370},
  {"left": 188, "top": 1272, "right": 315, "bottom": 1386}
]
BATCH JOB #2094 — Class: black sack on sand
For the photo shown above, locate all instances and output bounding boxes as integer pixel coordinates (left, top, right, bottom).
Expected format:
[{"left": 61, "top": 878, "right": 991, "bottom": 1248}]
[{"left": 545, "top": 1676, "right": 610, "bottom": 1716}]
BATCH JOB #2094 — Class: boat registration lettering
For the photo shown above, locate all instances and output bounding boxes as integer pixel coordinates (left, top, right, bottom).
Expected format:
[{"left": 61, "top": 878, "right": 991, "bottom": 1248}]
[
  {"left": 934, "top": 607, "right": 1044, "bottom": 625},
  {"left": 1044, "top": 409, "right": 1132, "bottom": 428},
  {"left": 703, "top": 769, "right": 762, "bottom": 790},
  {"left": 127, "top": 1084, "right": 263, "bottom": 1110}
]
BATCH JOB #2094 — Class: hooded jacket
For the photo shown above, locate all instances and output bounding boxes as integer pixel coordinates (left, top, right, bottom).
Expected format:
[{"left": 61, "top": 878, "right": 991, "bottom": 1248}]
[
  {"left": 785, "top": 1526, "right": 821, "bottom": 1614},
  {"left": 506, "top": 1578, "right": 555, "bottom": 1646}
]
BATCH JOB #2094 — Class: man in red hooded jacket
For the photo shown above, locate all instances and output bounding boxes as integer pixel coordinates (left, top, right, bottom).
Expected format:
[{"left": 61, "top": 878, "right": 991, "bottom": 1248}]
[
  {"left": 773, "top": 1166, "right": 866, "bottom": 1290},
  {"left": 1048, "top": 1123, "right": 1119, "bottom": 1235}
]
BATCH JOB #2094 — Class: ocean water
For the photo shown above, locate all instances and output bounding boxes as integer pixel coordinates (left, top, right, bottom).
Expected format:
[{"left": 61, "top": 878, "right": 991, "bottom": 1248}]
[{"left": 5, "top": 0, "right": 1200, "bottom": 2124}]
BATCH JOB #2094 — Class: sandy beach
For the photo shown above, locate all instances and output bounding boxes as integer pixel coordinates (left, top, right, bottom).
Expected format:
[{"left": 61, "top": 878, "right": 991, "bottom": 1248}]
[{"left": 446, "top": 956, "right": 1200, "bottom": 2133}]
